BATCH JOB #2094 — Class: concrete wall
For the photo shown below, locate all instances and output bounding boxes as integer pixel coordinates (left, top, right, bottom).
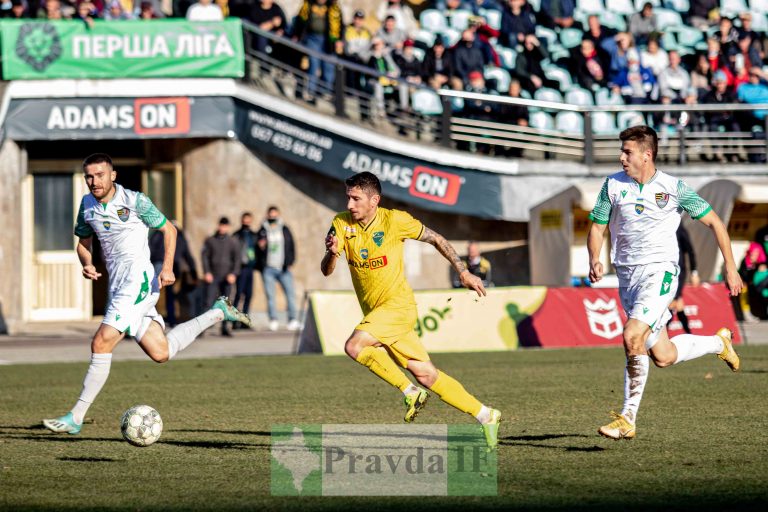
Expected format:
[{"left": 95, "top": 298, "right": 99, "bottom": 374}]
[
  {"left": 0, "top": 141, "right": 24, "bottom": 333},
  {"left": 178, "top": 139, "right": 528, "bottom": 315}
]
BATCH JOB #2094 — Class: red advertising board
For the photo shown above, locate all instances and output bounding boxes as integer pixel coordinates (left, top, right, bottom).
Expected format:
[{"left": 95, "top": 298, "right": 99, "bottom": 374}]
[{"left": 523, "top": 283, "right": 741, "bottom": 348}]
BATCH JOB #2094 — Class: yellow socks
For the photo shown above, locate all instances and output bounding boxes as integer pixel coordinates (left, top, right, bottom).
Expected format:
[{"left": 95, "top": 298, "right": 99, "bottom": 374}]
[
  {"left": 356, "top": 346, "right": 411, "bottom": 392},
  {"left": 429, "top": 370, "right": 483, "bottom": 417}
]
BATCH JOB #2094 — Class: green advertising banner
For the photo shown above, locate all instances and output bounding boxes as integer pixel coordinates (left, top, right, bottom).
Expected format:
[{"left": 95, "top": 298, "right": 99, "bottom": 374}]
[{"left": 1, "top": 19, "right": 244, "bottom": 80}]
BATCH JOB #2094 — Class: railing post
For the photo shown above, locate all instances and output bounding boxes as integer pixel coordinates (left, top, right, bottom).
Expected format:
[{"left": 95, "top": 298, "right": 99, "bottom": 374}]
[
  {"left": 763, "top": 115, "right": 768, "bottom": 163},
  {"left": 678, "top": 119, "right": 687, "bottom": 165},
  {"left": 242, "top": 29, "right": 253, "bottom": 81},
  {"left": 583, "top": 111, "right": 594, "bottom": 166},
  {"left": 439, "top": 95, "right": 452, "bottom": 148},
  {"left": 334, "top": 64, "right": 346, "bottom": 118}
]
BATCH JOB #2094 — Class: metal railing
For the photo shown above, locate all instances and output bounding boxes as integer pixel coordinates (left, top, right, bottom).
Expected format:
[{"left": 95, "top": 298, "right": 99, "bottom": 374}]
[{"left": 241, "top": 22, "right": 768, "bottom": 166}]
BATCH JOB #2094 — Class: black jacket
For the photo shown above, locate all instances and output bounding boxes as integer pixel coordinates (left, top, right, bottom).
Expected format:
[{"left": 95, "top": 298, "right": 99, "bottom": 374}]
[
  {"left": 421, "top": 49, "right": 455, "bottom": 81},
  {"left": 202, "top": 233, "right": 241, "bottom": 277},
  {"left": 256, "top": 222, "right": 296, "bottom": 272}
]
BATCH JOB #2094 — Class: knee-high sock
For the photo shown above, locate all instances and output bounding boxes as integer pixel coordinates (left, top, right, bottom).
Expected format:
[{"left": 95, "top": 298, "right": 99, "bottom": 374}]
[
  {"left": 166, "top": 309, "right": 225, "bottom": 360},
  {"left": 355, "top": 346, "right": 412, "bottom": 392},
  {"left": 677, "top": 311, "right": 691, "bottom": 334},
  {"left": 70, "top": 353, "right": 112, "bottom": 424},
  {"left": 429, "top": 370, "right": 483, "bottom": 418},
  {"left": 671, "top": 334, "right": 723, "bottom": 364},
  {"left": 621, "top": 355, "right": 649, "bottom": 425}
]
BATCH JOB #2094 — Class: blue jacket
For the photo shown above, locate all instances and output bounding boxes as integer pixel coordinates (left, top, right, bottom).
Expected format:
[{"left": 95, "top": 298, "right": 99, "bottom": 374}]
[{"left": 737, "top": 82, "right": 768, "bottom": 120}]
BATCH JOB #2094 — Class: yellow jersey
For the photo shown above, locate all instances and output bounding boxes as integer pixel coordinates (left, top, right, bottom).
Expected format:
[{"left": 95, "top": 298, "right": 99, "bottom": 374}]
[{"left": 330, "top": 207, "right": 424, "bottom": 315}]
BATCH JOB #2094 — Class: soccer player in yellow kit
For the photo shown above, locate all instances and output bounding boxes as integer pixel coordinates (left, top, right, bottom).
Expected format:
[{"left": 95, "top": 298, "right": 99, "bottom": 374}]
[{"left": 321, "top": 172, "right": 502, "bottom": 449}]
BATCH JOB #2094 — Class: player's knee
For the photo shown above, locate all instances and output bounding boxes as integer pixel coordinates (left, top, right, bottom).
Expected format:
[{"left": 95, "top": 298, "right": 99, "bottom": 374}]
[
  {"left": 149, "top": 349, "right": 169, "bottom": 364},
  {"left": 623, "top": 330, "right": 645, "bottom": 353},
  {"left": 653, "top": 358, "right": 673, "bottom": 368},
  {"left": 344, "top": 339, "right": 362, "bottom": 360}
]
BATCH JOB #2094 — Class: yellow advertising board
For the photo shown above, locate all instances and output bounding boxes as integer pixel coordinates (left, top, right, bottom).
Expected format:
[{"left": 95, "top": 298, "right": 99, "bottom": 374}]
[{"left": 301, "top": 288, "right": 548, "bottom": 356}]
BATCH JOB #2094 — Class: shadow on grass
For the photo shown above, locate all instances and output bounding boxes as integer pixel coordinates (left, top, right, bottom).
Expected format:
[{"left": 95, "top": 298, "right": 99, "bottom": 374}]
[
  {"left": 159, "top": 439, "right": 269, "bottom": 450},
  {"left": 4, "top": 435, "right": 123, "bottom": 443},
  {"left": 499, "top": 433, "right": 605, "bottom": 452},
  {"left": 0, "top": 424, "right": 47, "bottom": 431},
  {"left": 171, "top": 428, "right": 271, "bottom": 436},
  {"left": 502, "top": 433, "right": 591, "bottom": 442},
  {"left": 57, "top": 456, "right": 121, "bottom": 462},
  {"left": 741, "top": 369, "right": 768, "bottom": 374}
]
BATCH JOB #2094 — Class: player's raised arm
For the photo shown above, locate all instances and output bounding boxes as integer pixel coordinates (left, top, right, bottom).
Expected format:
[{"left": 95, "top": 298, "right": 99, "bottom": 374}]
[
  {"left": 419, "top": 226, "right": 486, "bottom": 297},
  {"left": 156, "top": 220, "right": 177, "bottom": 289},
  {"left": 321, "top": 229, "right": 340, "bottom": 276},
  {"left": 697, "top": 209, "right": 743, "bottom": 296},
  {"left": 587, "top": 221, "right": 608, "bottom": 283},
  {"left": 76, "top": 236, "right": 102, "bottom": 281}
]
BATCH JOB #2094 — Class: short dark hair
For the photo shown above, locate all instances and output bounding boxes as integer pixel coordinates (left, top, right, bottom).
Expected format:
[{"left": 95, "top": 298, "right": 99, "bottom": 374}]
[
  {"left": 619, "top": 125, "right": 658, "bottom": 162},
  {"left": 345, "top": 172, "right": 382, "bottom": 197},
  {"left": 267, "top": 205, "right": 279, "bottom": 214},
  {"left": 241, "top": 211, "right": 252, "bottom": 219},
  {"left": 82, "top": 153, "right": 113, "bottom": 171},
  {"left": 219, "top": 216, "right": 230, "bottom": 225}
]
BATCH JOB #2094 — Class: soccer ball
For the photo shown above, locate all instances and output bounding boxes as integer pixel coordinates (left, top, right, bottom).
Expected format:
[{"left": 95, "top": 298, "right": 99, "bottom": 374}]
[{"left": 120, "top": 405, "right": 163, "bottom": 447}]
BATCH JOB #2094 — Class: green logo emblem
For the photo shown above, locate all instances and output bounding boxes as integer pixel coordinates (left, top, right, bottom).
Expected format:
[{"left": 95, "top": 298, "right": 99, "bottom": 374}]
[
  {"left": 16, "top": 23, "right": 62, "bottom": 72},
  {"left": 660, "top": 271, "right": 674, "bottom": 296},
  {"left": 373, "top": 231, "right": 384, "bottom": 247},
  {"left": 621, "top": 190, "right": 627, "bottom": 198},
  {"left": 116, "top": 314, "right": 121, "bottom": 321},
  {"left": 642, "top": 307, "right": 649, "bottom": 315},
  {"left": 134, "top": 272, "right": 150, "bottom": 304}
]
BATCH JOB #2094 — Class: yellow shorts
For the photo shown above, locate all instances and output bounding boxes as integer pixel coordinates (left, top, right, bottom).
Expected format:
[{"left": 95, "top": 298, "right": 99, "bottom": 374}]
[{"left": 355, "top": 307, "right": 430, "bottom": 368}]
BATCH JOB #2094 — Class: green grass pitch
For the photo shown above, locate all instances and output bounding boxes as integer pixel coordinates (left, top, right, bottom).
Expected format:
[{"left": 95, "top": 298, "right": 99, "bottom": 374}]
[{"left": 1, "top": 346, "right": 767, "bottom": 511}]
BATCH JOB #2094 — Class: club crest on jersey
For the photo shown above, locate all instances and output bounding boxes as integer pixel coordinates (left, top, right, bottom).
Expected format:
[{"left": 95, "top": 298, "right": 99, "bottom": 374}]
[
  {"left": 117, "top": 208, "right": 130, "bottom": 222},
  {"left": 621, "top": 190, "right": 627, "bottom": 199},
  {"left": 635, "top": 204, "right": 644, "bottom": 214},
  {"left": 360, "top": 248, "right": 369, "bottom": 260},
  {"left": 655, "top": 193, "right": 669, "bottom": 208},
  {"left": 373, "top": 231, "right": 384, "bottom": 247},
  {"left": 103, "top": 221, "right": 112, "bottom": 230}
]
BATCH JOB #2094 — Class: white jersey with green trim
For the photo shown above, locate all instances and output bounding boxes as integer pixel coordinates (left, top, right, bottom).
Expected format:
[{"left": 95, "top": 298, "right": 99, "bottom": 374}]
[
  {"left": 75, "top": 184, "right": 167, "bottom": 284},
  {"left": 589, "top": 170, "right": 711, "bottom": 267}
]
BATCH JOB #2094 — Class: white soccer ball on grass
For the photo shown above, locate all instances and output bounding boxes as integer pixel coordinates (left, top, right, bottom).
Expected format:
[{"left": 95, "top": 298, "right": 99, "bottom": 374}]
[{"left": 120, "top": 405, "right": 163, "bottom": 447}]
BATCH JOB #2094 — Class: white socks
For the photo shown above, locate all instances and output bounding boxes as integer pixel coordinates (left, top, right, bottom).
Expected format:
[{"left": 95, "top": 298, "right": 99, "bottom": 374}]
[
  {"left": 166, "top": 309, "right": 225, "bottom": 360},
  {"left": 70, "top": 353, "right": 112, "bottom": 425},
  {"left": 671, "top": 334, "right": 724, "bottom": 365},
  {"left": 402, "top": 383, "right": 421, "bottom": 396},
  {"left": 621, "top": 354, "right": 649, "bottom": 425},
  {"left": 475, "top": 405, "right": 491, "bottom": 424}
]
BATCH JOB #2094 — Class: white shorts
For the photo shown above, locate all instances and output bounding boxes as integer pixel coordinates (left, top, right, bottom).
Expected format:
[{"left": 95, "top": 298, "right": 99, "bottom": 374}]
[
  {"left": 617, "top": 262, "right": 679, "bottom": 349},
  {"left": 103, "top": 267, "right": 165, "bottom": 342}
]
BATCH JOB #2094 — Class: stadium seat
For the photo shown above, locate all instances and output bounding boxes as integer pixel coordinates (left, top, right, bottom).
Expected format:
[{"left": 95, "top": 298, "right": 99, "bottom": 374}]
[
  {"left": 601, "top": 11, "right": 628, "bottom": 31},
  {"left": 634, "top": 0, "right": 661, "bottom": 8},
  {"left": 595, "top": 87, "right": 625, "bottom": 105},
  {"left": 753, "top": 0, "right": 768, "bottom": 15},
  {"left": 565, "top": 87, "right": 595, "bottom": 106},
  {"left": 448, "top": 9, "right": 473, "bottom": 31},
  {"left": 530, "top": 111, "right": 555, "bottom": 131},
  {"left": 535, "top": 26, "right": 558, "bottom": 47},
  {"left": 720, "top": 0, "right": 748, "bottom": 17},
  {"left": 528, "top": 0, "right": 541, "bottom": 11},
  {"left": 661, "top": 31, "right": 679, "bottom": 50},
  {"left": 555, "top": 111, "right": 585, "bottom": 134},
  {"left": 617, "top": 111, "right": 647, "bottom": 129},
  {"left": 609, "top": 0, "right": 636, "bottom": 16},
  {"left": 672, "top": 25, "right": 704, "bottom": 47},
  {"left": 665, "top": 0, "right": 690, "bottom": 12},
  {"left": 479, "top": 8, "right": 502, "bottom": 30},
  {"left": 534, "top": 87, "right": 565, "bottom": 103},
  {"left": 591, "top": 112, "right": 619, "bottom": 134},
  {"left": 543, "top": 65, "right": 573, "bottom": 91},
  {"left": 497, "top": 47, "right": 517, "bottom": 70},
  {"left": 560, "top": 28, "right": 584, "bottom": 49},
  {"left": 577, "top": 0, "right": 604, "bottom": 13},
  {"left": 413, "top": 29, "right": 436, "bottom": 49},
  {"left": 750, "top": 12, "right": 768, "bottom": 32},
  {"left": 420, "top": 9, "right": 447, "bottom": 32},
  {"left": 440, "top": 28, "right": 462, "bottom": 47},
  {"left": 412, "top": 47, "right": 426, "bottom": 61},
  {"left": 411, "top": 89, "right": 443, "bottom": 115},
  {"left": 655, "top": 8, "right": 683, "bottom": 31},
  {"left": 485, "top": 67, "right": 511, "bottom": 92}
]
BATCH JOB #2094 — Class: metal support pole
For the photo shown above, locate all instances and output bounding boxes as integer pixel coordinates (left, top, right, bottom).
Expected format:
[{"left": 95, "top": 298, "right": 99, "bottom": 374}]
[
  {"left": 678, "top": 122, "right": 687, "bottom": 165},
  {"left": 334, "top": 65, "right": 346, "bottom": 118},
  {"left": 584, "top": 111, "right": 594, "bottom": 166},
  {"left": 439, "top": 95, "right": 452, "bottom": 148}
]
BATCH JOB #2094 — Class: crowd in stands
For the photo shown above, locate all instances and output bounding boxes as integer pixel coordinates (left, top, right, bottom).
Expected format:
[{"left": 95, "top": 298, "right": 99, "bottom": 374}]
[{"left": 5, "top": 0, "right": 768, "bottom": 152}]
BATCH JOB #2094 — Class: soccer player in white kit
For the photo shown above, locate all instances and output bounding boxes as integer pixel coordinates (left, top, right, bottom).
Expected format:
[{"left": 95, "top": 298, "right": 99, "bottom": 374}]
[
  {"left": 43, "top": 153, "right": 251, "bottom": 435},
  {"left": 587, "top": 126, "right": 743, "bottom": 440}
]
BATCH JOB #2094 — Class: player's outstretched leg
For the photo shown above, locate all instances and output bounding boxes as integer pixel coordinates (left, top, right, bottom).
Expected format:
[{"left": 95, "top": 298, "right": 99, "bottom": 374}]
[
  {"left": 164, "top": 296, "right": 250, "bottom": 359},
  {"left": 670, "top": 328, "right": 739, "bottom": 371}
]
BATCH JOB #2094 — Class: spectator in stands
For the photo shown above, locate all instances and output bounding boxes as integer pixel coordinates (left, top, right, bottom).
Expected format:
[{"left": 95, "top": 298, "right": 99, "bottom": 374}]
[
  {"left": 539, "top": 0, "right": 574, "bottom": 30},
  {"left": 422, "top": 38, "right": 455, "bottom": 89},
  {"left": 584, "top": 14, "right": 617, "bottom": 58},
  {"left": 737, "top": 68, "right": 768, "bottom": 125},
  {"left": 139, "top": 0, "right": 166, "bottom": 17},
  {"left": 607, "top": 32, "right": 635, "bottom": 81},
  {"left": 715, "top": 16, "right": 739, "bottom": 57},
  {"left": 460, "top": 71, "right": 496, "bottom": 153},
  {"left": 443, "top": 0, "right": 470, "bottom": 27},
  {"left": 612, "top": 48, "right": 657, "bottom": 104},
  {"left": 690, "top": 53, "right": 712, "bottom": 99},
  {"left": 735, "top": 32, "right": 761, "bottom": 81},
  {"left": 292, "top": 0, "right": 343, "bottom": 101},
  {"left": 452, "top": 28, "right": 490, "bottom": 88},
  {"left": 737, "top": 12, "right": 765, "bottom": 61},
  {"left": 495, "top": 78, "right": 529, "bottom": 157},
  {"left": 139, "top": 0, "right": 161, "bottom": 18},
  {"left": 658, "top": 50, "right": 690, "bottom": 103},
  {"left": 641, "top": 35, "right": 668, "bottom": 78},
  {"left": 451, "top": 242, "right": 492, "bottom": 288},
  {"left": 394, "top": 39, "right": 424, "bottom": 114},
  {"left": 376, "top": 14, "right": 407, "bottom": 52},
  {"left": 344, "top": 9, "right": 372, "bottom": 64},
  {"left": 705, "top": 38, "right": 734, "bottom": 88},
  {"left": 467, "top": 0, "right": 502, "bottom": 15},
  {"left": 688, "top": 0, "right": 719, "bottom": 31},
  {"left": 573, "top": 38, "right": 608, "bottom": 91},
  {"left": 739, "top": 241, "right": 768, "bottom": 319},
  {"left": 186, "top": 0, "right": 222, "bottom": 20},
  {"left": 2, "top": 0, "right": 28, "bottom": 18},
  {"left": 247, "top": 0, "right": 287, "bottom": 53},
  {"left": 102, "top": 0, "right": 133, "bottom": 19},
  {"left": 514, "top": 33, "right": 553, "bottom": 93},
  {"left": 367, "top": 36, "right": 403, "bottom": 116},
  {"left": 499, "top": 0, "right": 536, "bottom": 49},
  {"left": 629, "top": 2, "right": 657, "bottom": 47},
  {"left": 377, "top": 0, "right": 417, "bottom": 37},
  {"left": 75, "top": 0, "right": 96, "bottom": 27},
  {"left": 469, "top": 14, "right": 501, "bottom": 67},
  {"left": 703, "top": 70, "right": 740, "bottom": 162}
]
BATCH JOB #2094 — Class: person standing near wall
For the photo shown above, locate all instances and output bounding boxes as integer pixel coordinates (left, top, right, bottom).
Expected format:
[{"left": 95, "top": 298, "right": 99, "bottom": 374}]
[
  {"left": 233, "top": 212, "right": 258, "bottom": 328},
  {"left": 202, "top": 217, "right": 241, "bottom": 336},
  {"left": 257, "top": 206, "right": 300, "bottom": 331}
]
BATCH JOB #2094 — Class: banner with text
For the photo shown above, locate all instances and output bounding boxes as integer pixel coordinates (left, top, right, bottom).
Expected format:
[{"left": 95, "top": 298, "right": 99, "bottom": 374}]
[
  {"left": 235, "top": 100, "right": 505, "bottom": 219},
  {"left": 4, "top": 96, "right": 234, "bottom": 140},
  {"left": 299, "top": 284, "right": 740, "bottom": 354},
  {"left": 1, "top": 19, "right": 244, "bottom": 79}
]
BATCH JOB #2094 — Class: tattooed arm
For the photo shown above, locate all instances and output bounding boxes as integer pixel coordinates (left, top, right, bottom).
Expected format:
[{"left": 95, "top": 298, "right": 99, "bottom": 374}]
[{"left": 419, "top": 226, "right": 487, "bottom": 297}]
